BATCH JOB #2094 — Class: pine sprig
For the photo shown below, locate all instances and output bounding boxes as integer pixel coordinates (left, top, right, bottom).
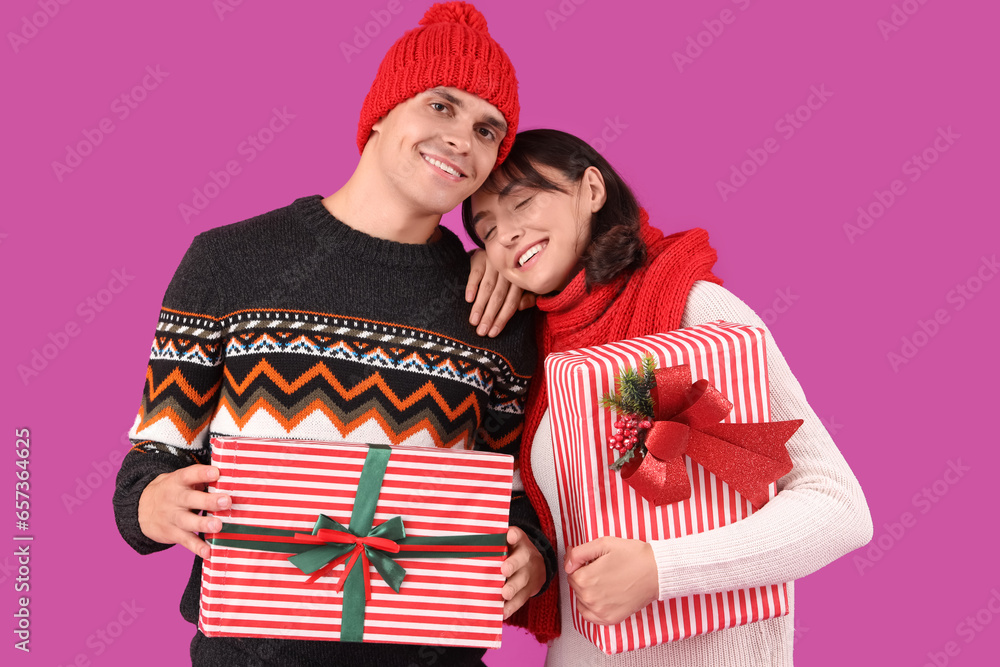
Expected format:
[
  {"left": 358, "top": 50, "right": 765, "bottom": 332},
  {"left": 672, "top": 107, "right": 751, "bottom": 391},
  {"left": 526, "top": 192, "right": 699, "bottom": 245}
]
[
  {"left": 598, "top": 356, "right": 658, "bottom": 418},
  {"left": 601, "top": 356, "right": 660, "bottom": 471}
]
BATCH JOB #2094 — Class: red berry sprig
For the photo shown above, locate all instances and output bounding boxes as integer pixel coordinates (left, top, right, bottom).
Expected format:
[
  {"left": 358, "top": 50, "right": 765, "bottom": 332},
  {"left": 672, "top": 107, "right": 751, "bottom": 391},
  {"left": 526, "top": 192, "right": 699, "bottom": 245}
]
[
  {"left": 607, "top": 414, "right": 654, "bottom": 454},
  {"left": 600, "top": 356, "right": 660, "bottom": 470}
]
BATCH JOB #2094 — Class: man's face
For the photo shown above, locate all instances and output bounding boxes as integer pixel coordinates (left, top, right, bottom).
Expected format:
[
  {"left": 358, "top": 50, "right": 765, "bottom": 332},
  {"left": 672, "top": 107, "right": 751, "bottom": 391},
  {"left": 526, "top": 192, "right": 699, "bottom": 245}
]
[{"left": 367, "top": 86, "right": 508, "bottom": 218}]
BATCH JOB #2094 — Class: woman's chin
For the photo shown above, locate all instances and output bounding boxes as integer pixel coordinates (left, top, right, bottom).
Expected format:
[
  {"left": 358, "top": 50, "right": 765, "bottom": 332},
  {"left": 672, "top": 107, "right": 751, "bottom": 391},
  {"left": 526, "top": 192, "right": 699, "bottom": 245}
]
[
  {"left": 506, "top": 265, "right": 574, "bottom": 296},
  {"left": 500, "top": 270, "right": 533, "bottom": 294},
  {"left": 526, "top": 276, "right": 565, "bottom": 296}
]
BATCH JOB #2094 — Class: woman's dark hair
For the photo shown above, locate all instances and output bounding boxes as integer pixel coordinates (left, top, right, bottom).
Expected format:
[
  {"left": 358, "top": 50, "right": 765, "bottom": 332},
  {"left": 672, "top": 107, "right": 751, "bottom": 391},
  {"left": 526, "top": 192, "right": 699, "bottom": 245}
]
[{"left": 461, "top": 128, "right": 646, "bottom": 290}]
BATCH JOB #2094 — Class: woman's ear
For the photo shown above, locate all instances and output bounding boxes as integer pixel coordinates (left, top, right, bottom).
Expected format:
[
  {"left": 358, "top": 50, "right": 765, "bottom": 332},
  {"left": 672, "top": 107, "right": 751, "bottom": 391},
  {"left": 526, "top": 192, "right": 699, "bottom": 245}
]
[{"left": 582, "top": 166, "right": 608, "bottom": 213}]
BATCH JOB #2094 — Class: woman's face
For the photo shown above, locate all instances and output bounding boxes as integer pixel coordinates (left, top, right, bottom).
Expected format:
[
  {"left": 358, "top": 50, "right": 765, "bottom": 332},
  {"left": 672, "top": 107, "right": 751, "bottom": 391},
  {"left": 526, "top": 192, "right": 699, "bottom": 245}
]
[{"left": 469, "top": 164, "right": 606, "bottom": 294}]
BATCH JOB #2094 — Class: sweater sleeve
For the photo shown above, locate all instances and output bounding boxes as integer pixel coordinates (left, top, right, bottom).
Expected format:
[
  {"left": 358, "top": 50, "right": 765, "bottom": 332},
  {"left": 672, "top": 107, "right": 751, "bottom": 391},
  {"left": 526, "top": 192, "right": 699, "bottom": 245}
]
[
  {"left": 112, "top": 235, "right": 225, "bottom": 555},
  {"left": 648, "top": 280, "right": 873, "bottom": 599},
  {"left": 474, "top": 327, "right": 557, "bottom": 595}
]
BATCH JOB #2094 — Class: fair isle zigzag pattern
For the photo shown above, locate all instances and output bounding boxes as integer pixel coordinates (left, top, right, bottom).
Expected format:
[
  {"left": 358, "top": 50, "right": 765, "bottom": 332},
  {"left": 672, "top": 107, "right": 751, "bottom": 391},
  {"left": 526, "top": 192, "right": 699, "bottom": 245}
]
[
  {"left": 219, "top": 359, "right": 485, "bottom": 448},
  {"left": 150, "top": 307, "right": 528, "bottom": 404},
  {"left": 133, "top": 361, "right": 500, "bottom": 450},
  {"left": 149, "top": 309, "right": 222, "bottom": 366},
  {"left": 133, "top": 307, "right": 530, "bottom": 454},
  {"left": 132, "top": 365, "right": 219, "bottom": 446}
]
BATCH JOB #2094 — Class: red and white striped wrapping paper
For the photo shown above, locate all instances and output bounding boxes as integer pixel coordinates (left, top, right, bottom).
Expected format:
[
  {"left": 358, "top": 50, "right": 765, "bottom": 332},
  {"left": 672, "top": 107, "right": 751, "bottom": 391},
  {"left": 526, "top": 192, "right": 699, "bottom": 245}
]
[
  {"left": 198, "top": 437, "right": 513, "bottom": 648},
  {"left": 545, "top": 321, "right": 790, "bottom": 654}
]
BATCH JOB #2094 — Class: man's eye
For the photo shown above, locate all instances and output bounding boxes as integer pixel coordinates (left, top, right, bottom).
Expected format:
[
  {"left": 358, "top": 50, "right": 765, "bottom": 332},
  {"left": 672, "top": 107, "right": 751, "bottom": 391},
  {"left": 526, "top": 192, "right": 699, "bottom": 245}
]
[
  {"left": 478, "top": 127, "right": 496, "bottom": 141},
  {"left": 431, "top": 102, "right": 447, "bottom": 112}
]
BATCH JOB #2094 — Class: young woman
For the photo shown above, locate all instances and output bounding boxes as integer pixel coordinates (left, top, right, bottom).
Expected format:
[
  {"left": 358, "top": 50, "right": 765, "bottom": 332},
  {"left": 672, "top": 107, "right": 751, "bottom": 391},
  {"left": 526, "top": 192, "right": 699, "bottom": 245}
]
[{"left": 463, "top": 129, "right": 873, "bottom": 666}]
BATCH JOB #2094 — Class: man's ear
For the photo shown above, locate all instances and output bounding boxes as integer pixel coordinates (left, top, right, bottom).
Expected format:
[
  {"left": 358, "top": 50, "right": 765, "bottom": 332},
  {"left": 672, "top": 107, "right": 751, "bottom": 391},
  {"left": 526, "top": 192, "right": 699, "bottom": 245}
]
[
  {"left": 582, "top": 166, "right": 607, "bottom": 213},
  {"left": 368, "top": 116, "right": 386, "bottom": 144}
]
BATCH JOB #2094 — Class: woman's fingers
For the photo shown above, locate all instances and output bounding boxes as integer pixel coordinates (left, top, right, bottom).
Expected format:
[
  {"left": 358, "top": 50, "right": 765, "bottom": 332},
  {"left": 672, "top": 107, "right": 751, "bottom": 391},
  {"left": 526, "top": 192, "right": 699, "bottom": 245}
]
[{"left": 564, "top": 536, "right": 609, "bottom": 574}]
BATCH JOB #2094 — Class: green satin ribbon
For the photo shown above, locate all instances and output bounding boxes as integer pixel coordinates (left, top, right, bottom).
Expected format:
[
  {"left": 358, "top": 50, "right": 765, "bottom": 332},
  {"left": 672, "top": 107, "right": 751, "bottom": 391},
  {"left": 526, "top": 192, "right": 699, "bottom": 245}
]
[{"left": 208, "top": 443, "right": 508, "bottom": 642}]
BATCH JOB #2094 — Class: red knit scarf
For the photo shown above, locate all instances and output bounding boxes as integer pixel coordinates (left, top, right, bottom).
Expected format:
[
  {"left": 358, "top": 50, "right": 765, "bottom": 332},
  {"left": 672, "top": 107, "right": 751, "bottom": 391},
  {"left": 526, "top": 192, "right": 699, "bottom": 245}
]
[{"left": 508, "top": 210, "right": 722, "bottom": 642}]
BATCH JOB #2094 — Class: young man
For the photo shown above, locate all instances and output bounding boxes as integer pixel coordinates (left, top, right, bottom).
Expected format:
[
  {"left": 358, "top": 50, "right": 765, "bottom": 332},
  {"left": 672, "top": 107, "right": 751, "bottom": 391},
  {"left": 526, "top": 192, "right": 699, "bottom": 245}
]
[{"left": 112, "top": 3, "right": 552, "bottom": 664}]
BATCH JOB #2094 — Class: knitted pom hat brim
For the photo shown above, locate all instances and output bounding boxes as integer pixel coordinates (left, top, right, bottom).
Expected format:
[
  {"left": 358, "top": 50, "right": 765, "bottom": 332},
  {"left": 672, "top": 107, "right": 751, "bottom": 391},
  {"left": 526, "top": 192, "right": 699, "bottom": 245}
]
[{"left": 356, "top": 2, "right": 519, "bottom": 168}]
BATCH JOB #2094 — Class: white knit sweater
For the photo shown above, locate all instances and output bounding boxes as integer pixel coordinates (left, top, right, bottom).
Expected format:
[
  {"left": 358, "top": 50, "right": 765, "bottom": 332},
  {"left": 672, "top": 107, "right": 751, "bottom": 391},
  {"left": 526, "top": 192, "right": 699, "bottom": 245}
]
[{"left": 532, "top": 280, "right": 873, "bottom": 666}]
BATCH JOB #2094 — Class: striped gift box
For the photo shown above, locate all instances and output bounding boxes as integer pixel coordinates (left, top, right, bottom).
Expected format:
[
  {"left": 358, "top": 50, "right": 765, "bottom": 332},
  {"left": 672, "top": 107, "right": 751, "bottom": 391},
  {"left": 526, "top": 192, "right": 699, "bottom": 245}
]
[
  {"left": 545, "top": 321, "right": 790, "bottom": 654},
  {"left": 198, "top": 437, "right": 513, "bottom": 648}
]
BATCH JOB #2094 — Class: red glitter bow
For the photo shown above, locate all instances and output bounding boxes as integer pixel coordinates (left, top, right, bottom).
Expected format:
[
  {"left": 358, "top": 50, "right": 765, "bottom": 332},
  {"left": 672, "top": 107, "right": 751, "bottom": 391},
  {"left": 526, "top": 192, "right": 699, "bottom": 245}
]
[{"left": 620, "top": 365, "right": 801, "bottom": 509}]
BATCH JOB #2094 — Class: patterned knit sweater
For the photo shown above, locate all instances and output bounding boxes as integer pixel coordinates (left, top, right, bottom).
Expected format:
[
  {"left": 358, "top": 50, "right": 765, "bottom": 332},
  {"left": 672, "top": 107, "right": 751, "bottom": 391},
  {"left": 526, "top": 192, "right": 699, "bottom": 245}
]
[{"left": 112, "top": 195, "right": 552, "bottom": 667}]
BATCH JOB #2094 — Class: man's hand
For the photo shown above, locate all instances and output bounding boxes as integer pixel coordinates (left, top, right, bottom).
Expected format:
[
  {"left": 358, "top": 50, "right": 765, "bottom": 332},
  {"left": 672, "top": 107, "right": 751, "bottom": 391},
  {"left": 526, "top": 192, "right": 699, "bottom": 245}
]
[
  {"left": 565, "top": 536, "right": 658, "bottom": 625},
  {"left": 137, "top": 464, "right": 231, "bottom": 559},
  {"left": 466, "top": 249, "right": 536, "bottom": 337},
  {"left": 501, "top": 526, "right": 546, "bottom": 619}
]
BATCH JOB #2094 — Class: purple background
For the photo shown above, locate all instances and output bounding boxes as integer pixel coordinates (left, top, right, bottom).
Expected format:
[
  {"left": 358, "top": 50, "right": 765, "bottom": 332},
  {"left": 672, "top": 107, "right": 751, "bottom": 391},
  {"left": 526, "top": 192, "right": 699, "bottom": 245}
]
[{"left": 4, "top": 0, "right": 998, "bottom": 665}]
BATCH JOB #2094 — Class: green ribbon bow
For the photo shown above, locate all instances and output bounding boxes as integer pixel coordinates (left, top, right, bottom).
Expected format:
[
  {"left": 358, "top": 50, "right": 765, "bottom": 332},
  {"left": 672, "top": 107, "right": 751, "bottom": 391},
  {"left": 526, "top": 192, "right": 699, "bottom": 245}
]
[{"left": 208, "top": 443, "right": 508, "bottom": 642}]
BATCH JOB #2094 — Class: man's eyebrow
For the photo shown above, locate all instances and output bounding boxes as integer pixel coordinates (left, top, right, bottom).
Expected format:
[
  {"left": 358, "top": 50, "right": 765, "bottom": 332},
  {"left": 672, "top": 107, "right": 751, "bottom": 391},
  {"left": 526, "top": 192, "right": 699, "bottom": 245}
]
[
  {"left": 480, "top": 114, "right": 508, "bottom": 135},
  {"left": 428, "top": 87, "right": 508, "bottom": 135}
]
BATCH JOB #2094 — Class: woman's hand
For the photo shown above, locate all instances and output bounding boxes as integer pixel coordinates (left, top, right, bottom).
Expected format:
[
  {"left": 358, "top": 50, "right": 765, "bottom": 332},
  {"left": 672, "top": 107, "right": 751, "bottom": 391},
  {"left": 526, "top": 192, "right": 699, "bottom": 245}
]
[
  {"left": 565, "top": 536, "right": 659, "bottom": 625},
  {"left": 466, "top": 248, "right": 536, "bottom": 337},
  {"left": 501, "top": 526, "right": 546, "bottom": 619}
]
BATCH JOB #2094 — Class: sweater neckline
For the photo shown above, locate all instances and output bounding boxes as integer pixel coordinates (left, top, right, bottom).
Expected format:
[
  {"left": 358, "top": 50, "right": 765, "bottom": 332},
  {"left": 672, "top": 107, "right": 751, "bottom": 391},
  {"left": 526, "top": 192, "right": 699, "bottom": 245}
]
[{"left": 293, "top": 195, "right": 469, "bottom": 268}]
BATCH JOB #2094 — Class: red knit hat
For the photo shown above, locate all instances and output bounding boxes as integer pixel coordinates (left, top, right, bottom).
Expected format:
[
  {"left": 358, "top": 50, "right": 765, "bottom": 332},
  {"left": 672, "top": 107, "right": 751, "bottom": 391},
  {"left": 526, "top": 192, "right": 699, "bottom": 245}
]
[{"left": 356, "top": 2, "right": 519, "bottom": 167}]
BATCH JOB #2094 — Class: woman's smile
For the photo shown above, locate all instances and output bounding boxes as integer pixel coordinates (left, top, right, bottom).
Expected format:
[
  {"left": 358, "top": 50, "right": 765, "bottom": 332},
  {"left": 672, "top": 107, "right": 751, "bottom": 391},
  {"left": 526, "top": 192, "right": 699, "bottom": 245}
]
[{"left": 516, "top": 240, "right": 549, "bottom": 269}]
